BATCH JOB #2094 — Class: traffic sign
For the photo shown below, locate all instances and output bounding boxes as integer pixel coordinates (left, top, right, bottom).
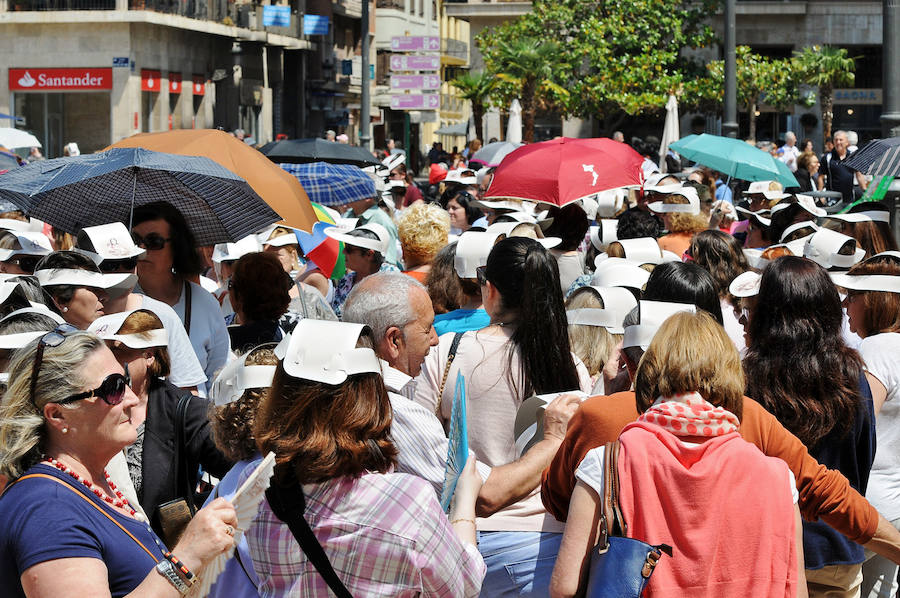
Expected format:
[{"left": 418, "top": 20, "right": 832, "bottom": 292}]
[
  {"left": 391, "top": 74, "right": 441, "bottom": 90},
  {"left": 389, "top": 55, "right": 440, "bottom": 72},
  {"left": 390, "top": 94, "right": 440, "bottom": 110},
  {"left": 390, "top": 36, "right": 441, "bottom": 52}
]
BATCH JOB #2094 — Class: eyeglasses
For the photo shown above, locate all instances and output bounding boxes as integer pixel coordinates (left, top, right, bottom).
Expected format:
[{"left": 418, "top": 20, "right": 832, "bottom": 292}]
[
  {"left": 30, "top": 324, "right": 80, "bottom": 406},
  {"left": 476, "top": 265, "right": 488, "bottom": 287},
  {"left": 4, "top": 255, "right": 41, "bottom": 273},
  {"left": 131, "top": 232, "right": 171, "bottom": 251},
  {"left": 56, "top": 373, "right": 129, "bottom": 407},
  {"left": 98, "top": 257, "right": 139, "bottom": 272}
]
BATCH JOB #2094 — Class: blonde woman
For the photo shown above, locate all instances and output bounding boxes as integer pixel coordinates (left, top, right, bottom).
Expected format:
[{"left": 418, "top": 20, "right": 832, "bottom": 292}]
[{"left": 397, "top": 202, "right": 451, "bottom": 283}]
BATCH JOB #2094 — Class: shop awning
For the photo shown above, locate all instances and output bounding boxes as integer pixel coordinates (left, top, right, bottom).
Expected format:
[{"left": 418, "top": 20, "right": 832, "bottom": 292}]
[{"left": 435, "top": 122, "right": 469, "bottom": 136}]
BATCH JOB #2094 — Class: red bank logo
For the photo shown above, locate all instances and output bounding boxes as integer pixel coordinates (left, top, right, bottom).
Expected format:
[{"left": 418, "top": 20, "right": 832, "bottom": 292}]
[{"left": 9, "top": 68, "right": 113, "bottom": 91}]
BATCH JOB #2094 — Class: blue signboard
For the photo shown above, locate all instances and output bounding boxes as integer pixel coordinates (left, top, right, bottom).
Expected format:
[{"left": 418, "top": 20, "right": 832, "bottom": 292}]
[
  {"left": 303, "top": 14, "right": 329, "bottom": 35},
  {"left": 262, "top": 5, "right": 291, "bottom": 27},
  {"left": 112, "top": 57, "right": 129, "bottom": 68}
]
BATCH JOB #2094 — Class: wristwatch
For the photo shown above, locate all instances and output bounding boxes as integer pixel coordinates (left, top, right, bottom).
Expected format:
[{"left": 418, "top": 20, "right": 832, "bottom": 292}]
[{"left": 156, "top": 559, "right": 190, "bottom": 595}]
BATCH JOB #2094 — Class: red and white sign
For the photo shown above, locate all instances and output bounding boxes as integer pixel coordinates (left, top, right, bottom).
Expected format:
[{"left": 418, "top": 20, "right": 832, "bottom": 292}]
[
  {"left": 141, "top": 70, "right": 161, "bottom": 92},
  {"left": 9, "top": 68, "right": 112, "bottom": 91},
  {"left": 168, "top": 73, "right": 182, "bottom": 94},
  {"left": 191, "top": 75, "right": 205, "bottom": 96}
]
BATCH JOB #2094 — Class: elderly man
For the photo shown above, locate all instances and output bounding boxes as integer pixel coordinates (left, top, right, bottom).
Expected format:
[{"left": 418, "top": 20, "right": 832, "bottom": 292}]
[
  {"left": 819, "top": 130, "right": 868, "bottom": 202},
  {"left": 343, "top": 272, "right": 580, "bottom": 516},
  {"left": 779, "top": 131, "right": 801, "bottom": 172}
]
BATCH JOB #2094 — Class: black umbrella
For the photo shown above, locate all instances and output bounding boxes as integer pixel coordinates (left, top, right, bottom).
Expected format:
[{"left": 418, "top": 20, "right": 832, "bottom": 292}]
[
  {"left": 0, "top": 147, "right": 281, "bottom": 245},
  {"left": 259, "top": 138, "right": 380, "bottom": 167},
  {"left": 843, "top": 137, "right": 900, "bottom": 176}
]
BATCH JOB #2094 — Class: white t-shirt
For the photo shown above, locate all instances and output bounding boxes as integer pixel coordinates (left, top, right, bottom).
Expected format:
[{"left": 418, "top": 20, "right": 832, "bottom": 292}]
[
  {"left": 137, "top": 294, "right": 207, "bottom": 391},
  {"left": 721, "top": 297, "right": 745, "bottom": 353},
  {"left": 171, "top": 281, "right": 231, "bottom": 394},
  {"left": 859, "top": 332, "right": 900, "bottom": 520}
]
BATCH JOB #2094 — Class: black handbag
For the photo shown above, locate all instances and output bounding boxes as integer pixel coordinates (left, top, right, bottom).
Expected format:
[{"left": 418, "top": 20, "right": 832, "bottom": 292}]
[
  {"left": 585, "top": 441, "right": 672, "bottom": 598},
  {"left": 156, "top": 394, "right": 195, "bottom": 547}
]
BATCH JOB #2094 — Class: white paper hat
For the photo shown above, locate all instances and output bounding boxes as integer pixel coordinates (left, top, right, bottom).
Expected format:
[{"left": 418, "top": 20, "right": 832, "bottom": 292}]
[
  {"left": 830, "top": 251, "right": 900, "bottom": 293},
  {"left": 735, "top": 205, "right": 772, "bottom": 227},
  {"left": 803, "top": 228, "right": 866, "bottom": 269},
  {"left": 0, "top": 329, "right": 45, "bottom": 350},
  {"left": 770, "top": 194, "right": 826, "bottom": 218},
  {"left": 36, "top": 268, "right": 136, "bottom": 290},
  {"left": 274, "top": 320, "right": 382, "bottom": 385},
  {"left": 591, "top": 262, "right": 651, "bottom": 290},
  {"left": 566, "top": 286, "right": 638, "bottom": 334},
  {"left": 0, "top": 231, "right": 52, "bottom": 263},
  {"left": 646, "top": 186, "right": 701, "bottom": 214},
  {"left": 386, "top": 180, "right": 407, "bottom": 191},
  {"left": 589, "top": 220, "right": 619, "bottom": 251},
  {"left": 212, "top": 235, "right": 261, "bottom": 264},
  {"left": 0, "top": 304, "right": 65, "bottom": 325},
  {"left": 595, "top": 238, "right": 667, "bottom": 268},
  {"left": 475, "top": 198, "right": 536, "bottom": 214},
  {"left": 210, "top": 350, "right": 277, "bottom": 406},
  {"left": 728, "top": 271, "right": 761, "bottom": 298},
  {"left": 324, "top": 223, "right": 390, "bottom": 255},
  {"left": 744, "top": 180, "right": 789, "bottom": 200},
  {"left": 257, "top": 225, "right": 299, "bottom": 248},
  {"left": 0, "top": 219, "right": 32, "bottom": 232},
  {"left": 89, "top": 309, "right": 168, "bottom": 349},
  {"left": 335, "top": 217, "right": 359, "bottom": 232},
  {"left": 594, "top": 188, "right": 627, "bottom": 218},
  {"left": 486, "top": 221, "right": 561, "bottom": 249},
  {"left": 779, "top": 221, "right": 819, "bottom": 243},
  {"left": 623, "top": 300, "right": 697, "bottom": 350},
  {"left": 381, "top": 152, "right": 406, "bottom": 173},
  {"left": 445, "top": 168, "right": 477, "bottom": 186},
  {"left": 454, "top": 231, "right": 502, "bottom": 278},
  {"left": 826, "top": 210, "right": 891, "bottom": 224},
  {"left": 74, "top": 223, "right": 145, "bottom": 265}
]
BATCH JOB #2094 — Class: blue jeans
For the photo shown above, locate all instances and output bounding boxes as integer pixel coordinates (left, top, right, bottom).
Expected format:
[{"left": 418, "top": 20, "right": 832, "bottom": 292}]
[{"left": 477, "top": 531, "right": 562, "bottom": 597}]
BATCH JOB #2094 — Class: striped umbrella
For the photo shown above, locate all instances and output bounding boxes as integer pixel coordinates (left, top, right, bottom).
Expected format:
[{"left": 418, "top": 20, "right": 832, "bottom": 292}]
[
  {"left": 844, "top": 137, "right": 900, "bottom": 176},
  {"left": 295, "top": 202, "right": 346, "bottom": 279}
]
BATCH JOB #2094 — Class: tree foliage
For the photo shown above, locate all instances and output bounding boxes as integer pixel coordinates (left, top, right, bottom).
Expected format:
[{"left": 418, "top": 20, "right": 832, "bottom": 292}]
[
  {"left": 450, "top": 71, "right": 496, "bottom": 142},
  {"left": 794, "top": 45, "right": 856, "bottom": 139}
]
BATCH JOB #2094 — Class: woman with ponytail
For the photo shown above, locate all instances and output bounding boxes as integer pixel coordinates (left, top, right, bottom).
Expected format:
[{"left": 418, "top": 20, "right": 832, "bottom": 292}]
[{"left": 414, "top": 236, "right": 591, "bottom": 597}]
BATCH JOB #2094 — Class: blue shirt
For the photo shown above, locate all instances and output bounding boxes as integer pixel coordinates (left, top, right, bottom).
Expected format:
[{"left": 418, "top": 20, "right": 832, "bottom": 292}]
[
  {"left": 433, "top": 308, "right": 490, "bottom": 336},
  {"left": 715, "top": 179, "right": 733, "bottom": 204},
  {"left": 0, "top": 463, "right": 168, "bottom": 598}
]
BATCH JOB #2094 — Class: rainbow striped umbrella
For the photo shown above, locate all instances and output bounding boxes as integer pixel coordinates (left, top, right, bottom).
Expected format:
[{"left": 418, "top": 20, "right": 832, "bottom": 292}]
[{"left": 296, "top": 202, "right": 346, "bottom": 279}]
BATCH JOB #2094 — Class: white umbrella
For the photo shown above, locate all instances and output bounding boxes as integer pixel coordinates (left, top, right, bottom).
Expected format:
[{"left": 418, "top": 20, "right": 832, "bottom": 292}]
[
  {"left": 0, "top": 128, "right": 41, "bottom": 150},
  {"left": 507, "top": 99, "right": 523, "bottom": 144},
  {"left": 658, "top": 95, "right": 679, "bottom": 174}
]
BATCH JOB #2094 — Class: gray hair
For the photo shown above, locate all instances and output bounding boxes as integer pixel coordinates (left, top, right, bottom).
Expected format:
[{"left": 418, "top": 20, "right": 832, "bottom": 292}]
[
  {"left": 847, "top": 130, "right": 858, "bottom": 145},
  {"left": 0, "top": 331, "right": 104, "bottom": 479},
  {"left": 343, "top": 272, "right": 425, "bottom": 346},
  {"left": 833, "top": 130, "right": 848, "bottom": 140},
  {"left": 784, "top": 131, "right": 796, "bottom": 143}
]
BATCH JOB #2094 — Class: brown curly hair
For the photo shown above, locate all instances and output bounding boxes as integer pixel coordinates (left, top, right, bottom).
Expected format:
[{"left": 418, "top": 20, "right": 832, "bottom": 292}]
[
  {"left": 209, "top": 346, "right": 277, "bottom": 462},
  {"left": 231, "top": 252, "right": 292, "bottom": 322}
]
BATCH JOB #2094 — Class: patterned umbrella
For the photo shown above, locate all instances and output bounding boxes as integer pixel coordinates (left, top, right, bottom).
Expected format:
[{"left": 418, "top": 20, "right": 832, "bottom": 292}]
[
  {"left": 843, "top": 137, "right": 900, "bottom": 176},
  {"left": 0, "top": 147, "right": 280, "bottom": 245},
  {"left": 279, "top": 162, "right": 375, "bottom": 207}
]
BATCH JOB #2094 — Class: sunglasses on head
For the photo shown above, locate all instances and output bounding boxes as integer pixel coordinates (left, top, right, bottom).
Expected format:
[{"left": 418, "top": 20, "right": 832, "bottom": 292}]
[
  {"left": 98, "top": 256, "right": 139, "bottom": 272},
  {"left": 476, "top": 265, "right": 488, "bottom": 287},
  {"left": 30, "top": 324, "right": 80, "bottom": 406},
  {"left": 56, "top": 373, "right": 129, "bottom": 407},
  {"left": 5, "top": 255, "right": 41, "bottom": 273},
  {"left": 131, "top": 232, "right": 171, "bottom": 251}
]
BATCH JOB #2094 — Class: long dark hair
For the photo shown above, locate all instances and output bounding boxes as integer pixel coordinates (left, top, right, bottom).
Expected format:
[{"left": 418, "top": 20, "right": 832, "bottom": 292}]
[
  {"left": 642, "top": 261, "right": 724, "bottom": 324},
  {"left": 484, "top": 237, "right": 580, "bottom": 395},
  {"left": 132, "top": 202, "right": 203, "bottom": 276},
  {"left": 743, "top": 256, "right": 864, "bottom": 448}
]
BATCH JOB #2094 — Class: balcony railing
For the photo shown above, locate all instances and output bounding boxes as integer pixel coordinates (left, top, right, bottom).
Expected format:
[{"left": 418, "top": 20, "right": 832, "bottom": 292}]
[
  {"left": 375, "top": 0, "right": 403, "bottom": 8},
  {"left": 10, "top": 0, "right": 114, "bottom": 9}
]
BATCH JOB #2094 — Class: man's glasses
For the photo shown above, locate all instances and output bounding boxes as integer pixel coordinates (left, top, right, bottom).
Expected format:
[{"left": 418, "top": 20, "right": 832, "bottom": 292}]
[
  {"left": 56, "top": 373, "right": 129, "bottom": 407},
  {"left": 4, "top": 255, "right": 41, "bottom": 274},
  {"left": 131, "top": 232, "right": 171, "bottom": 251},
  {"left": 30, "top": 324, "right": 79, "bottom": 406},
  {"left": 476, "top": 265, "right": 488, "bottom": 286},
  {"left": 98, "top": 257, "right": 139, "bottom": 272}
]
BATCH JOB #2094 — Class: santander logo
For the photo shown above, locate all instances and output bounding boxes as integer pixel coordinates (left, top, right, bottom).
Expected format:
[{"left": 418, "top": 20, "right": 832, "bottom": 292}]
[{"left": 17, "top": 71, "right": 36, "bottom": 87}]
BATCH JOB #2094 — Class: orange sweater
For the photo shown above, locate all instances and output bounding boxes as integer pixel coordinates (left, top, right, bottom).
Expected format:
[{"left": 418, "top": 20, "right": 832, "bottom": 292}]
[{"left": 541, "top": 391, "right": 879, "bottom": 544}]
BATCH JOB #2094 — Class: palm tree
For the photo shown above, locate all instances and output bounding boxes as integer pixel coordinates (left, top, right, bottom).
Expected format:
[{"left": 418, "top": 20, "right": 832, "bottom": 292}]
[
  {"left": 491, "top": 38, "right": 565, "bottom": 143},
  {"left": 450, "top": 71, "right": 495, "bottom": 143},
  {"left": 794, "top": 45, "right": 855, "bottom": 140}
]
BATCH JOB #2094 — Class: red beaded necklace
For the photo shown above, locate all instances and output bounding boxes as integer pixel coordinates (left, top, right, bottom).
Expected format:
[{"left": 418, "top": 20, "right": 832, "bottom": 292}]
[{"left": 42, "top": 455, "right": 136, "bottom": 517}]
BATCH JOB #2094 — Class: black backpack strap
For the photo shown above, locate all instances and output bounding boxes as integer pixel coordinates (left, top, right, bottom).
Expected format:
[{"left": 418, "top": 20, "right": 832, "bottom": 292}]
[
  {"left": 174, "top": 393, "right": 196, "bottom": 515},
  {"left": 265, "top": 467, "right": 353, "bottom": 598}
]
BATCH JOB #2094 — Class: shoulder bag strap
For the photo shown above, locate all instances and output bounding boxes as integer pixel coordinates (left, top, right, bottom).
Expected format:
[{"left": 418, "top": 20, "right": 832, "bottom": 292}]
[
  {"left": 6, "top": 473, "right": 159, "bottom": 564},
  {"left": 265, "top": 471, "right": 353, "bottom": 598},
  {"left": 182, "top": 280, "right": 192, "bottom": 336},
  {"left": 436, "top": 332, "right": 464, "bottom": 417},
  {"left": 601, "top": 440, "right": 626, "bottom": 538},
  {"left": 174, "top": 393, "right": 196, "bottom": 515}
]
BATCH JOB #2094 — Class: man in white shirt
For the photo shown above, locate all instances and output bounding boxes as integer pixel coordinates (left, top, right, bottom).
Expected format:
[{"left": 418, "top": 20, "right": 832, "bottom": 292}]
[
  {"left": 779, "top": 131, "right": 801, "bottom": 172},
  {"left": 342, "top": 272, "right": 580, "bottom": 515}
]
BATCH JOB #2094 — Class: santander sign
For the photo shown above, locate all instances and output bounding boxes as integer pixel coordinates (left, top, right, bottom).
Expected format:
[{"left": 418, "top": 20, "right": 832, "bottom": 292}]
[{"left": 9, "top": 68, "right": 112, "bottom": 91}]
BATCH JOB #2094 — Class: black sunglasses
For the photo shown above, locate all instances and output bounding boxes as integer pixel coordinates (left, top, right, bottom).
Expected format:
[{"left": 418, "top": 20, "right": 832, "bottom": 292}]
[
  {"left": 30, "top": 324, "right": 80, "bottom": 406},
  {"left": 476, "top": 265, "right": 488, "bottom": 286},
  {"left": 57, "top": 373, "right": 129, "bottom": 407},
  {"left": 131, "top": 232, "right": 171, "bottom": 251},
  {"left": 98, "top": 256, "right": 139, "bottom": 272},
  {"left": 5, "top": 255, "right": 41, "bottom": 274}
]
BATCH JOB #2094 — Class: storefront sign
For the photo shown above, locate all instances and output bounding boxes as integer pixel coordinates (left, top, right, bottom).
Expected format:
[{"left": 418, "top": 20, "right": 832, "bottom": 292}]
[
  {"left": 9, "top": 68, "right": 112, "bottom": 91},
  {"left": 141, "top": 70, "right": 161, "bottom": 92},
  {"left": 191, "top": 75, "right": 205, "bottom": 96},
  {"left": 169, "top": 73, "right": 182, "bottom": 94},
  {"left": 833, "top": 88, "right": 882, "bottom": 105},
  {"left": 262, "top": 5, "right": 291, "bottom": 27}
]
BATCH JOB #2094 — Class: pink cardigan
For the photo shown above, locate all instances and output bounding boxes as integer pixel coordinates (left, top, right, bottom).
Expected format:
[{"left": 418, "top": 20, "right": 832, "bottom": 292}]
[{"left": 617, "top": 421, "right": 798, "bottom": 597}]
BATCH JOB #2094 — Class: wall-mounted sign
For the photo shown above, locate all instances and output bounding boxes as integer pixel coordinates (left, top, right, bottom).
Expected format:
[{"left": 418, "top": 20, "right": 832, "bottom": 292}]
[
  {"left": 303, "top": 14, "right": 329, "bottom": 35},
  {"left": 390, "top": 93, "right": 440, "bottom": 110},
  {"left": 391, "top": 36, "right": 440, "bottom": 52},
  {"left": 113, "top": 57, "right": 130, "bottom": 68},
  {"left": 169, "top": 72, "right": 182, "bottom": 94},
  {"left": 192, "top": 75, "right": 205, "bottom": 96},
  {"left": 833, "top": 88, "right": 882, "bottom": 105},
  {"left": 389, "top": 55, "right": 440, "bottom": 71},
  {"left": 262, "top": 5, "right": 291, "bottom": 27},
  {"left": 391, "top": 74, "right": 441, "bottom": 90},
  {"left": 9, "top": 68, "right": 113, "bottom": 91},
  {"left": 141, "top": 70, "right": 162, "bottom": 92}
]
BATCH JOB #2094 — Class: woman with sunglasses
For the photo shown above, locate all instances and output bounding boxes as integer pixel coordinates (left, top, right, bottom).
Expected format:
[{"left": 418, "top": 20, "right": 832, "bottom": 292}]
[
  {"left": 89, "top": 309, "right": 231, "bottom": 538},
  {"left": 0, "top": 231, "right": 52, "bottom": 276},
  {"left": 415, "top": 237, "right": 589, "bottom": 597},
  {"left": 0, "top": 327, "right": 237, "bottom": 597},
  {"left": 131, "top": 202, "right": 230, "bottom": 396}
]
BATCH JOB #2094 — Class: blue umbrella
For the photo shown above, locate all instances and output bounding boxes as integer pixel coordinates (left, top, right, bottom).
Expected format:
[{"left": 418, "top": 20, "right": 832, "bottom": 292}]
[
  {"left": 0, "top": 147, "right": 281, "bottom": 245},
  {"left": 279, "top": 161, "right": 376, "bottom": 207}
]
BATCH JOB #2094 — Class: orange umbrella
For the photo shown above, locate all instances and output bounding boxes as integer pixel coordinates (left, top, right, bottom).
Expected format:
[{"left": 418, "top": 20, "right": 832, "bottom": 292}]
[{"left": 106, "top": 129, "right": 316, "bottom": 232}]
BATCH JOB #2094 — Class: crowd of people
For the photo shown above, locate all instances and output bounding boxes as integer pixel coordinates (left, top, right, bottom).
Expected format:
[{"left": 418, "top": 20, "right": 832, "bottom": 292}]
[{"left": 0, "top": 133, "right": 899, "bottom": 598}]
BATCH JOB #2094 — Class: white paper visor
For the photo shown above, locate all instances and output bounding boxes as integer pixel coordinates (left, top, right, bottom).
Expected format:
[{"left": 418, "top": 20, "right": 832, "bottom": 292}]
[
  {"left": 104, "top": 329, "right": 169, "bottom": 349},
  {"left": 566, "top": 308, "right": 622, "bottom": 332},
  {"left": 728, "top": 271, "right": 761, "bottom": 298},
  {"left": 0, "top": 330, "right": 46, "bottom": 350},
  {"left": 826, "top": 211, "right": 891, "bottom": 224},
  {"left": 324, "top": 228, "right": 388, "bottom": 254},
  {"left": 647, "top": 199, "right": 700, "bottom": 214},
  {"left": 830, "top": 273, "right": 900, "bottom": 293},
  {"left": 623, "top": 301, "right": 696, "bottom": 350},
  {"left": 213, "top": 364, "right": 278, "bottom": 406},
  {"left": 36, "top": 268, "right": 134, "bottom": 290},
  {"left": 274, "top": 320, "right": 382, "bottom": 385}
]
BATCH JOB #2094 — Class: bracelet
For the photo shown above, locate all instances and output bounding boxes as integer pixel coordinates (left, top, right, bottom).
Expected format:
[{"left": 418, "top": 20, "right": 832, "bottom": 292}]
[
  {"left": 156, "top": 560, "right": 190, "bottom": 595},
  {"left": 163, "top": 552, "right": 196, "bottom": 585},
  {"left": 451, "top": 518, "right": 476, "bottom": 526}
]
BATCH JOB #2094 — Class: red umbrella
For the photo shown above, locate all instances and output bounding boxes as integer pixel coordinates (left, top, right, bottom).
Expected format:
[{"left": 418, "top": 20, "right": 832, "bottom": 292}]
[{"left": 484, "top": 137, "right": 645, "bottom": 206}]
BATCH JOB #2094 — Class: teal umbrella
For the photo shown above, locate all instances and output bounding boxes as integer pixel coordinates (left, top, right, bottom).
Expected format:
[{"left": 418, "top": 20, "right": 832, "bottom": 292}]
[{"left": 669, "top": 133, "right": 797, "bottom": 188}]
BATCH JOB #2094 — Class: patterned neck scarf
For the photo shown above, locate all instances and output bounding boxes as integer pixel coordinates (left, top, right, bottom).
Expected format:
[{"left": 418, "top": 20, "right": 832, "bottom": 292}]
[{"left": 638, "top": 391, "right": 739, "bottom": 437}]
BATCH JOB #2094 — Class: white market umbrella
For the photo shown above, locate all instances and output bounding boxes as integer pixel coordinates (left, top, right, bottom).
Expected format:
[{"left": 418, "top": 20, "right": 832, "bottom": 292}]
[
  {"left": 658, "top": 95, "right": 679, "bottom": 173},
  {"left": 507, "top": 99, "right": 523, "bottom": 144},
  {"left": 0, "top": 128, "right": 41, "bottom": 150}
]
